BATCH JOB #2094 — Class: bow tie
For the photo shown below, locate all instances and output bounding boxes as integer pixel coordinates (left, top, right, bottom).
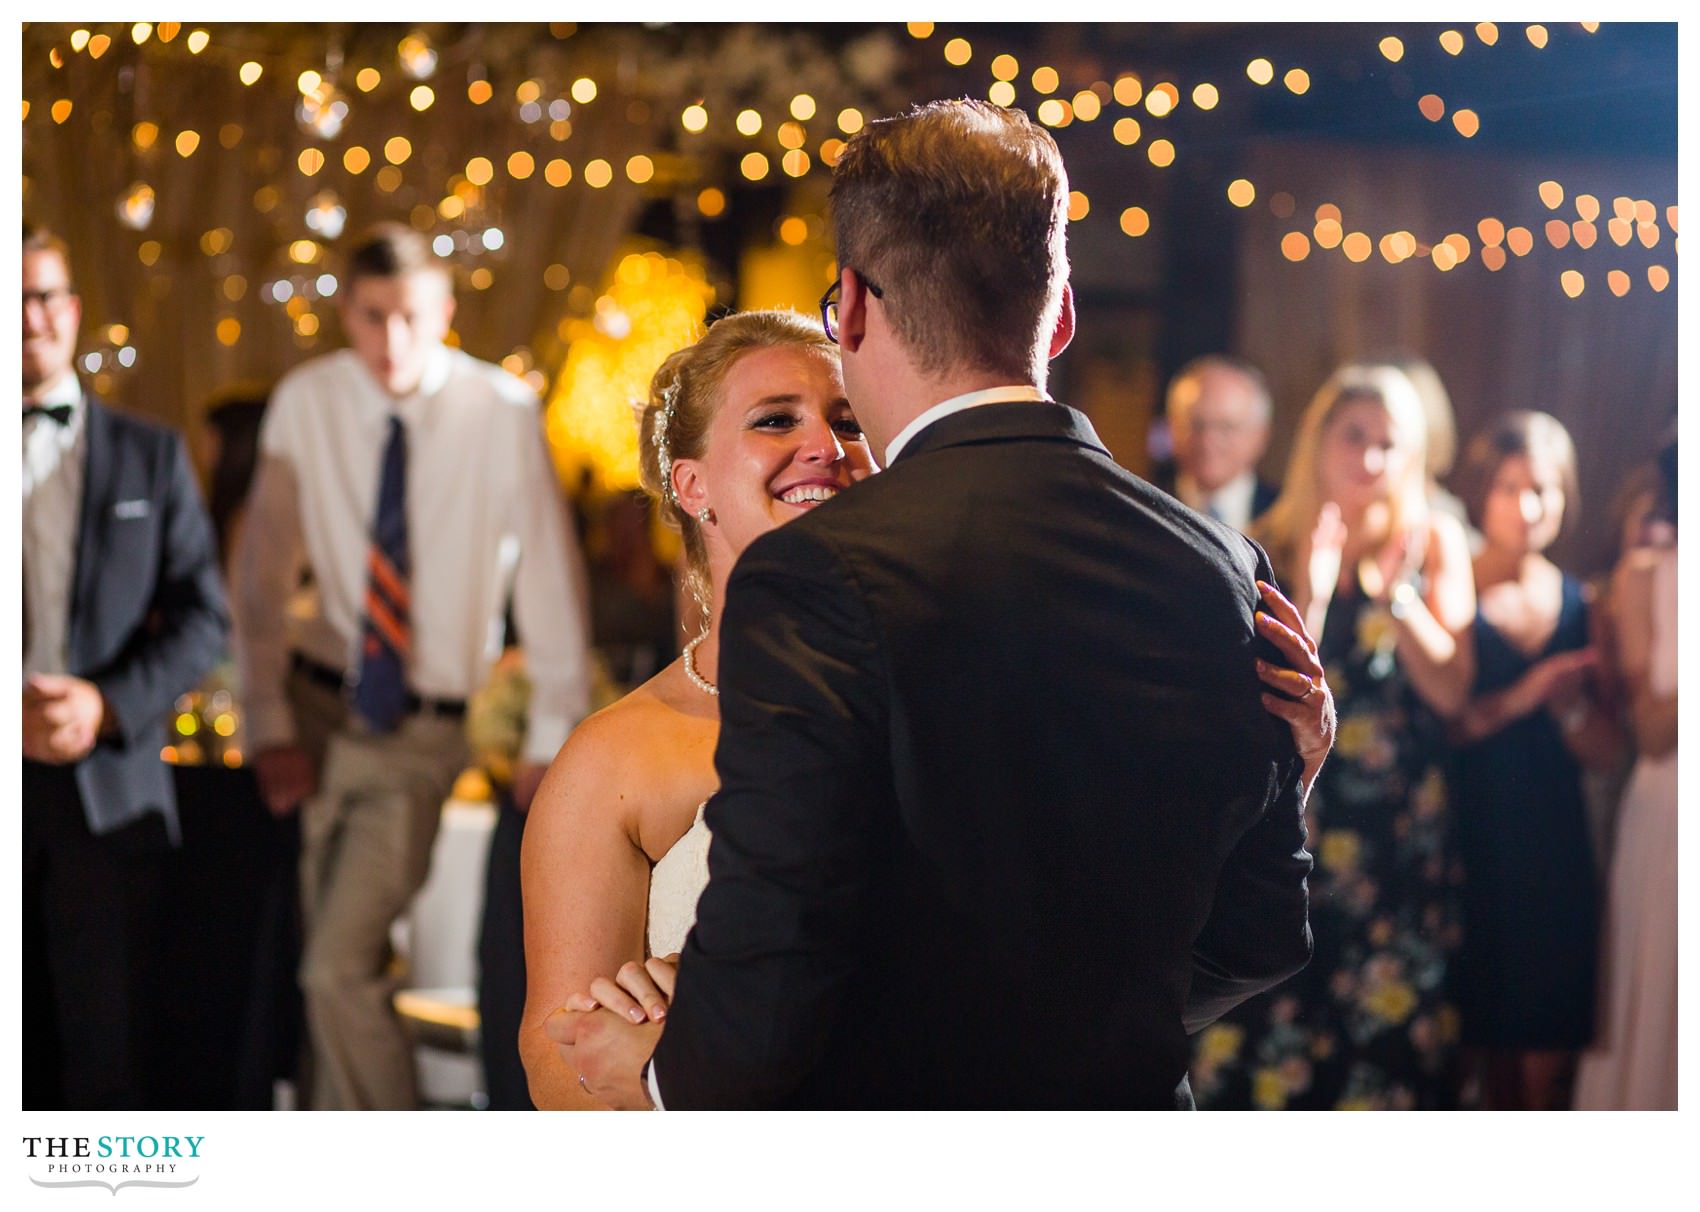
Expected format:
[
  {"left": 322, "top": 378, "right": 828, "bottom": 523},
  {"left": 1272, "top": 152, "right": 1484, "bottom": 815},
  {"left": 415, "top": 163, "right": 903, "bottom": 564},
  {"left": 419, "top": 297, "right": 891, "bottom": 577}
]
[{"left": 23, "top": 404, "right": 73, "bottom": 425}]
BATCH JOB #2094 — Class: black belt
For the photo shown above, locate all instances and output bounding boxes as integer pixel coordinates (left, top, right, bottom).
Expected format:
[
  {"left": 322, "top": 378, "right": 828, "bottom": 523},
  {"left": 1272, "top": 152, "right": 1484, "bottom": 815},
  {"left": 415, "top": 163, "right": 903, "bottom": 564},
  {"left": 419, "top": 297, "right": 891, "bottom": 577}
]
[{"left": 290, "top": 652, "right": 467, "bottom": 721}]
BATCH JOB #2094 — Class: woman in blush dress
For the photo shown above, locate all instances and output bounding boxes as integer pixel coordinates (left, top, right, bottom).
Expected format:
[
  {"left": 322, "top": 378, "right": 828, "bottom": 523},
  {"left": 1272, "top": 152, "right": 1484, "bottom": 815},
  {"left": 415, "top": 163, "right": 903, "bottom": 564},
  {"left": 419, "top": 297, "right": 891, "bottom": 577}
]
[
  {"left": 1574, "top": 439, "right": 1677, "bottom": 1110},
  {"left": 1191, "top": 362, "right": 1477, "bottom": 1110},
  {"left": 1446, "top": 412, "right": 1623, "bottom": 1109}
]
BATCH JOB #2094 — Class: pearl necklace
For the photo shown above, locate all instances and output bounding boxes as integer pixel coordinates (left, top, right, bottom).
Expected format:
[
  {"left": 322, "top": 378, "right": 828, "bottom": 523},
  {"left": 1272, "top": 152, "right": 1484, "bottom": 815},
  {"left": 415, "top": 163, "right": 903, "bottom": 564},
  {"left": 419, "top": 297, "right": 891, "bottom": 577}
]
[{"left": 682, "top": 633, "right": 718, "bottom": 697}]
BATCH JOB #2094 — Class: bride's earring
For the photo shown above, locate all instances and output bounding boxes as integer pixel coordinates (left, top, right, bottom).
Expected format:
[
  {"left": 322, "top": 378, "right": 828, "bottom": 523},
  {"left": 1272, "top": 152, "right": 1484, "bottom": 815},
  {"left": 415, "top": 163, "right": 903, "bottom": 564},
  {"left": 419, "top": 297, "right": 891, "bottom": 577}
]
[{"left": 696, "top": 506, "right": 715, "bottom": 526}]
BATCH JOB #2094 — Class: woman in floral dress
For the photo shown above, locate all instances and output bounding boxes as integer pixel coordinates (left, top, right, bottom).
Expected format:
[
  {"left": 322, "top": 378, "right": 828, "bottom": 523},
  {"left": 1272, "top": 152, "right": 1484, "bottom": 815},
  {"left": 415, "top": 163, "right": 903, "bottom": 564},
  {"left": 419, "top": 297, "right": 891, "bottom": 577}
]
[{"left": 1192, "top": 363, "right": 1476, "bottom": 1109}]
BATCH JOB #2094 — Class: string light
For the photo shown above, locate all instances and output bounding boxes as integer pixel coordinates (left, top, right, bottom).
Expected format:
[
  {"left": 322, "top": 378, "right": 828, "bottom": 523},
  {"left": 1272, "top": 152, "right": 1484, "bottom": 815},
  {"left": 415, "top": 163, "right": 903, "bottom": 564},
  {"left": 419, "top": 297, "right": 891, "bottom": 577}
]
[
  {"left": 837, "top": 108, "right": 864, "bottom": 135},
  {"left": 1068, "top": 191, "right": 1090, "bottom": 221},
  {"left": 545, "top": 159, "right": 572, "bottom": 187},
  {"left": 410, "top": 85, "right": 435, "bottom": 111},
  {"left": 239, "top": 61, "right": 263, "bottom": 86},
  {"left": 1573, "top": 221, "right": 1598, "bottom": 249},
  {"left": 1074, "top": 91, "right": 1103, "bottom": 121},
  {"left": 186, "top": 30, "right": 209, "bottom": 54},
  {"left": 1439, "top": 30, "right": 1465, "bottom": 56},
  {"left": 1147, "top": 138, "right": 1175, "bottom": 167},
  {"left": 1032, "top": 66, "right": 1060, "bottom": 95},
  {"left": 1452, "top": 110, "right": 1479, "bottom": 138},
  {"left": 1560, "top": 270, "right": 1583, "bottom": 297},
  {"left": 1145, "top": 88, "right": 1174, "bottom": 118},
  {"left": 585, "top": 159, "right": 614, "bottom": 188},
  {"left": 1342, "top": 233, "right": 1372, "bottom": 263},
  {"left": 1113, "top": 117, "right": 1141, "bottom": 145},
  {"left": 1119, "top": 207, "right": 1150, "bottom": 238},
  {"left": 1538, "top": 180, "right": 1565, "bottom": 209},
  {"left": 1648, "top": 266, "right": 1670, "bottom": 291},
  {"left": 1284, "top": 69, "right": 1311, "bottom": 95},
  {"left": 571, "top": 78, "right": 597, "bottom": 104},
  {"left": 1526, "top": 25, "right": 1550, "bottom": 49},
  {"left": 1246, "top": 58, "right": 1274, "bottom": 86},
  {"left": 1227, "top": 179, "right": 1255, "bottom": 207},
  {"left": 1418, "top": 95, "right": 1445, "bottom": 122},
  {"left": 944, "top": 38, "right": 972, "bottom": 67},
  {"left": 1506, "top": 227, "right": 1535, "bottom": 256},
  {"left": 1113, "top": 75, "right": 1143, "bottom": 106},
  {"left": 1575, "top": 194, "right": 1600, "bottom": 222},
  {"left": 1379, "top": 37, "right": 1404, "bottom": 62},
  {"left": 509, "top": 150, "right": 536, "bottom": 179},
  {"left": 1607, "top": 270, "right": 1630, "bottom": 297},
  {"left": 907, "top": 22, "right": 935, "bottom": 39},
  {"left": 736, "top": 109, "right": 762, "bottom": 136},
  {"left": 988, "top": 81, "right": 1016, "bottom": 107},
  {"left": 384, "top": 136, "right": 413, "bottom": 165},
  {"left": 359, "top": 68, "right": 383, "bottom": 93},
  {"left": 1281, "top": 233, "right": 1312, "bottom": 261},
  {"left": 1545, "top": 219, "right": 1571, "bottom": 249},
  {"left": 991, "top": 54, "right": 1019, "bottom": 82},
  {"left": 1476, "top": 23, "right": 1499, "bottom": 45},
  {"left": 682, "top": 104, "right": 708, "bottom": 132},
  {"left": 626, "top": 154, "right": 654, "bottom": 184},
  {"left": 175, "top": 130, "right": 201, "bottom": 157},
  {"left": 789, "top": 94, "right": 816, "bottom": 121},
  {"left": 1190, "top": 84, "right": 1218, "bottom": 111}
]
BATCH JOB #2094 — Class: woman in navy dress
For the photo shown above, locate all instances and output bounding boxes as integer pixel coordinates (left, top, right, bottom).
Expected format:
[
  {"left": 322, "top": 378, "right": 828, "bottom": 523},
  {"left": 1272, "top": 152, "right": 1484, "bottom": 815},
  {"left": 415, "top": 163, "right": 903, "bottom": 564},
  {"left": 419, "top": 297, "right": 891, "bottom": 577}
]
[{"left": 1446, "top": 412, "right": 1623, "bottom": 1109}]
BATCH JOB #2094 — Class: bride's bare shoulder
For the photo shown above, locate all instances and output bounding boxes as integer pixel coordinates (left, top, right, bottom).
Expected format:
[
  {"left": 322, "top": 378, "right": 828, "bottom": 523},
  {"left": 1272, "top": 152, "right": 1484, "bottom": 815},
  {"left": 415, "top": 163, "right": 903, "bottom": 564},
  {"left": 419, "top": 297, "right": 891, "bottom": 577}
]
[{"left": 535, "top": 666, "right": 715, "bottom": 824}]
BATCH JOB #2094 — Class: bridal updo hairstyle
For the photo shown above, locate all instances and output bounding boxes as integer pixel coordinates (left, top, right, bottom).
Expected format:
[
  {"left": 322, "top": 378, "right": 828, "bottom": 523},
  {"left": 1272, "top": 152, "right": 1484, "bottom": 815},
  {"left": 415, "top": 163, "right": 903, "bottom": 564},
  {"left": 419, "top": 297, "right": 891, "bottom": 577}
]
[{"left": 637, "top": 309, "right": 838, "bottom": 609}]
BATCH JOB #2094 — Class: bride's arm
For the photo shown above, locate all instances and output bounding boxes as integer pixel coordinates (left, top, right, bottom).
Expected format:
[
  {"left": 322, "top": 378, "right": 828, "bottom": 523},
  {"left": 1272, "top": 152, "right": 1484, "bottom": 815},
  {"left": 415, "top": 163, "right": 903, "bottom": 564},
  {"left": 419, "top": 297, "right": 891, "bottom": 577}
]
[{"left": 519, "top": 713, "right": 653, "bottom": 1110}]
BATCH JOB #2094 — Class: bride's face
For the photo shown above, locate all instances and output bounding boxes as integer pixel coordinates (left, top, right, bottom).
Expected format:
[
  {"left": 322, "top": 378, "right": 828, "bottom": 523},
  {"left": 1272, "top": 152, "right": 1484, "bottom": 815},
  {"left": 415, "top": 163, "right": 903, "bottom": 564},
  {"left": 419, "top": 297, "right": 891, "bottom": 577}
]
[{"left": 676, "top": 344, "right": 875, "bottom": 561}]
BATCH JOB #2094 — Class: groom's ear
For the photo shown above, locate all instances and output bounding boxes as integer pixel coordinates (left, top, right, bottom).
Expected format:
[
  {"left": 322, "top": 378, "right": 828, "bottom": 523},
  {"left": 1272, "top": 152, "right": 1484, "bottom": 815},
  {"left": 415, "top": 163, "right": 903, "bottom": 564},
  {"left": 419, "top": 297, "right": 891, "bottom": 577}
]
[
  {"left": 1047, "top": 284, "right": 1076, "bottom": 361},
  {"left": 838, "top": 268, "right": 870, "bottom": 353}
]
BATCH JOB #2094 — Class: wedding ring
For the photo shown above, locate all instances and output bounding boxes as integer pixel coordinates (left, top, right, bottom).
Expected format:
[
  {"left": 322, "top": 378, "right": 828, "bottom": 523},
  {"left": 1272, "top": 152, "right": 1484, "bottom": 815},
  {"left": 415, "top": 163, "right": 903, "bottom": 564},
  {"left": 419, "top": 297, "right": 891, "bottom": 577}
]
[{"left": 1301, "top": 679, "right": 1320, "bottom": 701}]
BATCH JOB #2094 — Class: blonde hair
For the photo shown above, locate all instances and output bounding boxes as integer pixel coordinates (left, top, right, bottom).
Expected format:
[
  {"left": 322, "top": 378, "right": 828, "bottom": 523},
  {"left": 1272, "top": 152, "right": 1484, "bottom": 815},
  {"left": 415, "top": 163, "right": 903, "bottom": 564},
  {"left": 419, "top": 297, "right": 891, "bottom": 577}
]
[
  {"left": 637, "top": 309, "right": 838, "bottom": 612},
  {"left": 1253, "top": 362, "right": 1430, "bottom": 583}
]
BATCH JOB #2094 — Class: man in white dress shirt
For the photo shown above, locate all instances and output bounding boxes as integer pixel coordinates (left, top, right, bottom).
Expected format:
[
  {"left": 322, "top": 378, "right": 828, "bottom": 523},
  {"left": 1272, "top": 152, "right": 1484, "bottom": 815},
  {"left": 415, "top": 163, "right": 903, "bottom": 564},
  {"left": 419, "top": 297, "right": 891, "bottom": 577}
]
[
  {"left": 23, "top": 225, "right": 228, "bottom": 1107},
  {"left": 1157, "top": 355, "right": 1278, "bottom": 532},
  {"left": 233, "top": 223, "right": 592, "bottom": 1110}
]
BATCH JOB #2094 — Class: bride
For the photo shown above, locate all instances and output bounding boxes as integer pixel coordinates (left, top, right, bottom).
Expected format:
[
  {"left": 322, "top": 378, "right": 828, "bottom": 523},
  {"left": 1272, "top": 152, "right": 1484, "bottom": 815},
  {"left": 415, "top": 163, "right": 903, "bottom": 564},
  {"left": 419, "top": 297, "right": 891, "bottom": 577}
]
[{"left": 518, "top": 309, "right": 1333, "bottom": 1108}]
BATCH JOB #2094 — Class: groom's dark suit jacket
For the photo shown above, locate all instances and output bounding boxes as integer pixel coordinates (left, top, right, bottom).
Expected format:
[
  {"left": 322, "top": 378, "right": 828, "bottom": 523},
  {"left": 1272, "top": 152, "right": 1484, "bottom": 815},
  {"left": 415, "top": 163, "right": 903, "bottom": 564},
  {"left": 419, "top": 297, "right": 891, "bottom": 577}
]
[{"left": 654, "top": 402, "right": 1312, "bottom": 1109}]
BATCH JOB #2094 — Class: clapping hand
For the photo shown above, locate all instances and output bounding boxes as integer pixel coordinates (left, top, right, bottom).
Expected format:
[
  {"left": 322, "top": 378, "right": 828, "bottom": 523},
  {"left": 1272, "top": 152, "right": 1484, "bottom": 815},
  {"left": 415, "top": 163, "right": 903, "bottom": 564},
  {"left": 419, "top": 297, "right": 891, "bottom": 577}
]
[{"left": 1526, "top": 647, "right": 1599, "bottom": 713}]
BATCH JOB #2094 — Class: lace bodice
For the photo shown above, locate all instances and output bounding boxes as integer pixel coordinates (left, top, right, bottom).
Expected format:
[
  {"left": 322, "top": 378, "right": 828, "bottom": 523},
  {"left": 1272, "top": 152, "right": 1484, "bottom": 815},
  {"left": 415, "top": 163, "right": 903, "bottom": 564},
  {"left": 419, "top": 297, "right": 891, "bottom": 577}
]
[{"left": 647, "top": 801, "right": 711, "bottom": 958}]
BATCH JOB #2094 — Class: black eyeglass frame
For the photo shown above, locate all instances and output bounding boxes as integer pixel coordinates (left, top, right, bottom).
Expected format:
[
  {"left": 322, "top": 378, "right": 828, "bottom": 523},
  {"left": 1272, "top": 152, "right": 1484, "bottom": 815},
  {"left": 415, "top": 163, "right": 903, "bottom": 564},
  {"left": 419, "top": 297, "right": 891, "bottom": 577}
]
[{"left": 819, "top": 271, "right": 884, "bottom": 345}]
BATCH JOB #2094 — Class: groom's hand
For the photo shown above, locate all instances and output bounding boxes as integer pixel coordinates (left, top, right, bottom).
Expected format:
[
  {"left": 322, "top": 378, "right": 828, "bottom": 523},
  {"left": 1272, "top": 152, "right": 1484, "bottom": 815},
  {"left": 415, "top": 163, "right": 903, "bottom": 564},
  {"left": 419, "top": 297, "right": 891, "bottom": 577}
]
[{"left": 545, "top": 1006, "right": 662, "bottom": 1110}]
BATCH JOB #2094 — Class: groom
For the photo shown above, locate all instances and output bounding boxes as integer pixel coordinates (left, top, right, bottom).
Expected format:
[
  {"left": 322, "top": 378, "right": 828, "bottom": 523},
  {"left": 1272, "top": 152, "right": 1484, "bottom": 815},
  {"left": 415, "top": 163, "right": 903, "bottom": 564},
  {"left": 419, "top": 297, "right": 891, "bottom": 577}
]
[{"left": 558, "top": 100, "right": 1315, "bottom": 1108}]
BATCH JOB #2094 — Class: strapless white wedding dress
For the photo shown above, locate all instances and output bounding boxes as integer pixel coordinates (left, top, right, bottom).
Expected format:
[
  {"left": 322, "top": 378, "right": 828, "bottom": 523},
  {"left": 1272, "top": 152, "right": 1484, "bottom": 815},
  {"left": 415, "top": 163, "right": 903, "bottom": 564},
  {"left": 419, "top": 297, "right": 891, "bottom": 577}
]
[{"left": 647, "top": 802, "right": 711, "bottom": 958}]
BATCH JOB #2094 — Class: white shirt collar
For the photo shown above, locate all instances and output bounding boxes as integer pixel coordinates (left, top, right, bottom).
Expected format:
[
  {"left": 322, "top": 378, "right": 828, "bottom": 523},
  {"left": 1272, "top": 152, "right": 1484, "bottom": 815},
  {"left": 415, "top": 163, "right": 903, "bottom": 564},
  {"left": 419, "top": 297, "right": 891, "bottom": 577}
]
[
  {"left": 1177, "top": 469, "right": 1258, "bottom": 530},
  {"left": 883, "top": 385, "right": 1049, "bottom": 465},
  {"left": 30, "top": 371, "right": 84, "bottom": 410}
]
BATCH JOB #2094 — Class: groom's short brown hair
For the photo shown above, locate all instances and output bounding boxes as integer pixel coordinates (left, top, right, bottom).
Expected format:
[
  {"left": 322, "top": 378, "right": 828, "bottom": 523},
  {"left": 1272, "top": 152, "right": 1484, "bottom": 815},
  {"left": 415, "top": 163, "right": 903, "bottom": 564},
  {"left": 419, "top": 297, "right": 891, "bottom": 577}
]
[{"left": 830, "top": 99, "right": 1070, "bottom": 381}]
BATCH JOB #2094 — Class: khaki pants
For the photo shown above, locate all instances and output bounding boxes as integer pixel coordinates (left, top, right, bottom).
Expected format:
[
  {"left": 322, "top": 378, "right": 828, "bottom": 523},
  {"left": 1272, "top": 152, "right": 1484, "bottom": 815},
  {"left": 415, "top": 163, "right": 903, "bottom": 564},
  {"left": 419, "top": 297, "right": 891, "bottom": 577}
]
[{"left": 288, "top": 671, "right": 468, "bottom": 1110}]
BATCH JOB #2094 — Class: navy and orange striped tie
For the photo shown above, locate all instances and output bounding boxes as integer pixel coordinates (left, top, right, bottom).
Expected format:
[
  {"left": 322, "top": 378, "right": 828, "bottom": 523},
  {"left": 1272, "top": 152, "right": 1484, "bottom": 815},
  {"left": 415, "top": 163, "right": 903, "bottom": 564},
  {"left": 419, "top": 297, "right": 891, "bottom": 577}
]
[{"left": 355, "top": 414, "right": 411, "bottom": 731}]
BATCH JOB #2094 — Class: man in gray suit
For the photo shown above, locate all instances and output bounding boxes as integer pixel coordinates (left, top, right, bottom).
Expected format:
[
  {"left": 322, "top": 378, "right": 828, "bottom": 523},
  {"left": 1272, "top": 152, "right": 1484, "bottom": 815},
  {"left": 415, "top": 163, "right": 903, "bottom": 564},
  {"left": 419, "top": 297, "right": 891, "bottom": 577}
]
[{"left": 22, "top": 224, "right": 229, "bottom": 1107}]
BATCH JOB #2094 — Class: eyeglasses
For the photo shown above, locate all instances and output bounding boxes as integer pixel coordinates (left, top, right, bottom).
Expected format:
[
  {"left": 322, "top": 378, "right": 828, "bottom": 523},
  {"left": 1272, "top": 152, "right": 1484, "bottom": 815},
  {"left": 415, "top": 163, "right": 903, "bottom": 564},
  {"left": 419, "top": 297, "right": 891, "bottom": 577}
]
[
  {"left": 819, "top": 272, "right": 884, "bottom": 345},
  {"left": 23, "top": 287, "right": 75, "bottom": 312}
]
